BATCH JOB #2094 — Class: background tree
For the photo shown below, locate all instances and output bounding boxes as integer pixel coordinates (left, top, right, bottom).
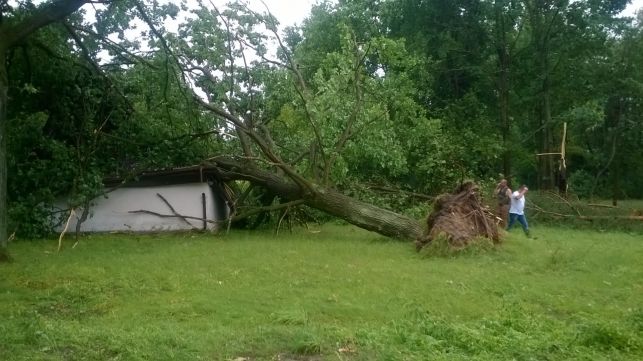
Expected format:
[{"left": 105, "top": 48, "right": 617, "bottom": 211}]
[{"left": 1, "top": 0, "right": 100, "bottom": 260}]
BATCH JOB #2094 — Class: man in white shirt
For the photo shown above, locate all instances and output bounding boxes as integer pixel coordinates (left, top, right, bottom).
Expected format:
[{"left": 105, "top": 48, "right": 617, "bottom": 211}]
[{"left": 507, "top": 184, "right": 530, "bottom": 236}]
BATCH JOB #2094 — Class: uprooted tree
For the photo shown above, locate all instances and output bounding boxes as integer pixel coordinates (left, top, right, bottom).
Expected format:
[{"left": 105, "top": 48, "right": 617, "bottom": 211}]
[
  {"left": 1, "top": 0, "right": 504, "bottom": 260},
  {"left": 167, "top": 3, "right": 429, "bottom": 241},
  {"left": 132, "top": 2, "right": 502, "bottom": 244}
]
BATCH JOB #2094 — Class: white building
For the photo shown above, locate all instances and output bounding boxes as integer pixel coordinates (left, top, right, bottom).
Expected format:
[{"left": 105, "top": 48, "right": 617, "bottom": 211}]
[{"left": 54, "top": 166, "right": 230, "bottom": 233}]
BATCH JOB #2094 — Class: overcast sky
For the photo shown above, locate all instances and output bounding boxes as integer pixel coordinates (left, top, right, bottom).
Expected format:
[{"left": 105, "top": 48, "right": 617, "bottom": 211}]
[
  {"left": 623, "top": 0, "right": 643, "bottom": 17},
  {"left": 250, "top": 0, "right": 320, "bottom": 27}
]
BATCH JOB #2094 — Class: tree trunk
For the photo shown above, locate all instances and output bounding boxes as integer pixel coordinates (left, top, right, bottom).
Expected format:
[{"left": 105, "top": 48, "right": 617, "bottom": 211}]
[
  {"left": 494, "top": 2, "right": 513, "bottom": 180},
  {"left": 306, "top": 189, "right": 424, "bottom": 241},
  {"left": 0, "top": 46, "right": 8, "bottom": 261},
  {"left": 499, "top": 67, "right": 511, "bottom": 179},
  {"left": 497, "top": 43, "right": 511, "bottom": 179},
  {"left": 538, "top": 54, "right": 555, "bottom": 190},
  {"left": 527, "top": 0, "right": 560, "bottom": 191},
  {"left": 607, "top": 96, "right": 623, "bottom": 206},
  {"left": 208, "top": 157, "right": 424, "bottom": 241}
]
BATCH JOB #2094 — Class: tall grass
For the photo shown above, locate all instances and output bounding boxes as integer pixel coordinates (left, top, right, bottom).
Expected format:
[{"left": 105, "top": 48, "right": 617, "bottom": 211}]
[{"left": 1, "top": 225, "right": 641, "bottom": 360}]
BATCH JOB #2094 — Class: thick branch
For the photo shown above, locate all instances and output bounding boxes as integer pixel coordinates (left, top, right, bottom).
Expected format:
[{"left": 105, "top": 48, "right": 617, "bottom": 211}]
[
  {"left": 194, "top": 97, "right": 315, "bottom": 193},
  {"left": 4, "top": 0, "right": 92, "bottom": 47}
]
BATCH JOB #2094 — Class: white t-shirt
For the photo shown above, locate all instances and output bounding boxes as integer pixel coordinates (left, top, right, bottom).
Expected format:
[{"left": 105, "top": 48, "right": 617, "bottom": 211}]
[{"left": 509, "top": 191, "right": 526, "bottom": 215}]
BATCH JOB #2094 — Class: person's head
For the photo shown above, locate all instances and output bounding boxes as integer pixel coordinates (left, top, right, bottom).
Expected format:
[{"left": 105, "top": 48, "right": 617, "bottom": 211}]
[
  {"left": 499, "top": 179, "right": 507, "bottom": 186},
  {"left": 519, "top": 184, "right": 528, "bottom": 192}
]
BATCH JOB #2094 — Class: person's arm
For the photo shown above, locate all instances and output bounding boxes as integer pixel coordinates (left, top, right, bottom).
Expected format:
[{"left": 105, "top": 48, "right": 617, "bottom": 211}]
[{"left": 514, "top": 188, "right": 528, "bottom": 199}]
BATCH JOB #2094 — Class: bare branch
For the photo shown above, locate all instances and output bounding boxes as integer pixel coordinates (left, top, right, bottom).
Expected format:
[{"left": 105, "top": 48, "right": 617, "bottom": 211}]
[
  {"left": 156, "top": 193, "right": 198, "bottom": 229},
  {"left": 129, "top": 210, "right": 219, "bottom": 225},
  {"left": 194, "top": 97, "right": 314, "bottom": 193}
]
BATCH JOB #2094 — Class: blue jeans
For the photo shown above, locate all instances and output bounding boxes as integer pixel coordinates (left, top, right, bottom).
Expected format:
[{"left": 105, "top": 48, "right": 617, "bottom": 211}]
[{"left": 507, "top": 213, "right": 529, "bottom": 235}]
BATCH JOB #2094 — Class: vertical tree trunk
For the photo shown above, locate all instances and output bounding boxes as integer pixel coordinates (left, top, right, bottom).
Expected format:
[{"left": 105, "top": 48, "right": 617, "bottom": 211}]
[
  {"left": 537, "top": 39, "right": 555, "bottom": 190},
  {"left": 499, "top": 65, "right": 511, "bottom": 179},
  {"left": 611, "top": 160, "right": 619, "bottom": 206},
  {"left": 497, "top": 43, "right": 512, "bottom": 179},
  {"left": 607, "top": 97, "right": 623, "bottom": 206},
  {"left": 526, "top": 0, "right": 562, "bottom": 191},
  {"left": 541, "top": 58, "right": 553, "bottom": 189},
  {"left": 494, "top": 2, "right": 513, "bottom": 180},
  {"left": 0, "top": 46, "right": 9, "bottom": 261}
]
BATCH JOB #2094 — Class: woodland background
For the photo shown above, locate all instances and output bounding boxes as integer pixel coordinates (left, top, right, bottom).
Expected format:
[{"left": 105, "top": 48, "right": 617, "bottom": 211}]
[{"left": 1, "top": 0, "right": 642, "bottom": 245}]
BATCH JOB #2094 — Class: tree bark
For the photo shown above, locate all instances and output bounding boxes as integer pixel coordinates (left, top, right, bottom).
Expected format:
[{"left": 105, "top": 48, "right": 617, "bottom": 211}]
[
  {"left": 208, "top": 157, "right": 424, "bottom": 241},
  {"left": 526, "top": 0, "right": 561, "bottom": 191},
  {"left": 607, "top": 96, "right": 623, "bottom": 206},
  {"left": 495, "top": 13, "right": 512, "bottom": 179},
  {"left": 0, "top": 47, "right": 8, "bottom": 261},
  {"left": 536, "top": 36, "right": 555, "bottom": 190}
]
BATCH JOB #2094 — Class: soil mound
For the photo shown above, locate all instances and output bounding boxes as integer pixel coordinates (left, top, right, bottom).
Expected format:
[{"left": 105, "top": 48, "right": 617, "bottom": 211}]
[{"left": 416, "top": 181, "right": 500, "bottom": 250}]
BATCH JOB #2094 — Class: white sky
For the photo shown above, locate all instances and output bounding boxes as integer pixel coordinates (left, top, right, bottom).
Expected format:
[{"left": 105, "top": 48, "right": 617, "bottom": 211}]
[
  {"left": 623, "top": 0, "right": 643, "bottom": 17},
  {"left": 251, "top": 0, "right": 319, "bottom": 27}
]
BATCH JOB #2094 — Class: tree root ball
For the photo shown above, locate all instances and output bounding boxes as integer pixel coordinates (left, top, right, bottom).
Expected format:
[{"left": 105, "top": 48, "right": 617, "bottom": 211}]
[{"left": 416, "top": 181, "right": 500, "bottom": 251}]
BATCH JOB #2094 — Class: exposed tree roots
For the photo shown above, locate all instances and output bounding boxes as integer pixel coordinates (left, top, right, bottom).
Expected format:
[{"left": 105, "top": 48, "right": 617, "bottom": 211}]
[{"left": 416, "top": 181, "right": 500, "bottom": 251}]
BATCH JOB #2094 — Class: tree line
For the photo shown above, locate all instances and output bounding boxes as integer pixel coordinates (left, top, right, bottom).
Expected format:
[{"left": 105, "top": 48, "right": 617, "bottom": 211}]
[{"left": 1, "top": 0, "right": 641, "bottom": 258}]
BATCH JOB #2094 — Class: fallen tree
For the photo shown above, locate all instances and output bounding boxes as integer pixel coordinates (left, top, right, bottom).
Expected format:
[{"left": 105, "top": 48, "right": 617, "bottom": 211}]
[
  {"left": 205, "top": 157, "right": 425, "bottom": 241},
  {"left": 2, "top": 2, "right": 496, "bottom": 250},
  {"left": 162, "top": 5, "right": 431, "bottom": 242},
  {"left": 140, "top": 4, "right": 494, "bottom": 245}
]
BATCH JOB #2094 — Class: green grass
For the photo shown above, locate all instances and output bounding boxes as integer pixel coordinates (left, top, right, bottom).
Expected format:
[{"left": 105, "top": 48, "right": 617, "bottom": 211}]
[{"left": 1, "top": 225, "right": 642, "bottom": 360}]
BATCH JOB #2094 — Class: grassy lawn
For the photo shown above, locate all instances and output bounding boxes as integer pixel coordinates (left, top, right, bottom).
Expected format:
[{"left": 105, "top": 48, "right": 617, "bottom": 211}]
[{"left": 1, "top": 225, "right": 642, "bottom": 360}]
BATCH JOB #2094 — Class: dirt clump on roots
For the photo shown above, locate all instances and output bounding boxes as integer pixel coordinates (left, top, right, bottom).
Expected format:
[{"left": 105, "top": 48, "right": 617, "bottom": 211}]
[{"left": 416, "top": 181, "right": 500, "bottom": 251}]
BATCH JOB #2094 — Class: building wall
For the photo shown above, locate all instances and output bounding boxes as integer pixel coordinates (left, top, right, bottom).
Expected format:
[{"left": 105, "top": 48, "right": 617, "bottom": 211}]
[{"left": 55, "top": 183, "right": 225, "bottom": 232}]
